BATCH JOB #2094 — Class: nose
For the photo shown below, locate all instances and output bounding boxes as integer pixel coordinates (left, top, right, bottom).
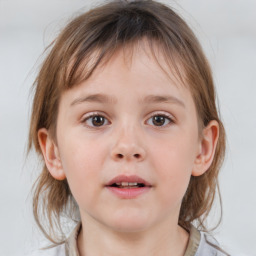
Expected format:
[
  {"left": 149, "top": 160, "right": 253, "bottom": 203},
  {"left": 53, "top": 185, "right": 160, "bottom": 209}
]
[{"left": 110, "top": 128, "right": 146, "bottom": 162}]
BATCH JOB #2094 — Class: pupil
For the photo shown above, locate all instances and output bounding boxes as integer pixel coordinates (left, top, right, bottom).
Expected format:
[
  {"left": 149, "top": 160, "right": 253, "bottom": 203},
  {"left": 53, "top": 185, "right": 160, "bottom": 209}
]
[
  {"left": 92, "top": 116, "right": 104, "bottom": 126},
  {"left": 153, "top": 116, "right": 165, "bottom": 126}
]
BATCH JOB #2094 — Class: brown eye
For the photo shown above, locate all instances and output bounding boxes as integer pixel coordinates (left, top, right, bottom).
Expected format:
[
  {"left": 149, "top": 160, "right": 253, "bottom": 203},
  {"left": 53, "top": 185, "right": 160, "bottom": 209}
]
[
  {"left": 146, "top": 114, "right": 173, "bottom": 127},
  {"left": 152, "top": 116, "right": 166, "bottom": 126},
  {"left": 91, "top": 116, "right": 105, "bottom": 126},
  {"left": 83, "top": 114, "right": 109, "bottom": 127}
]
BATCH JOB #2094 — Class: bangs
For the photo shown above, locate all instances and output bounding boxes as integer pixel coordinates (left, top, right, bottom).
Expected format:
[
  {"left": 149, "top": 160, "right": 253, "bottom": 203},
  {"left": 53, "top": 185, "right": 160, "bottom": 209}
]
[
  {"left": 65, "top": 37, "right": 187, "bottom": 90},
  {"left": 55, "top": 0, "right": 196, "bottom": 90}
]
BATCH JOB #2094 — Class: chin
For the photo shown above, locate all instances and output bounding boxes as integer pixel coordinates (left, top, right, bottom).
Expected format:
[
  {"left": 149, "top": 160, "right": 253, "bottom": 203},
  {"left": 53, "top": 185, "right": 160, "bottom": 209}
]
[
  {"left": 110, "top": 222, "right": 150, "bottom": 233},
  {"left": 104, "top": 210, "right": 153, "bottom": 233}
]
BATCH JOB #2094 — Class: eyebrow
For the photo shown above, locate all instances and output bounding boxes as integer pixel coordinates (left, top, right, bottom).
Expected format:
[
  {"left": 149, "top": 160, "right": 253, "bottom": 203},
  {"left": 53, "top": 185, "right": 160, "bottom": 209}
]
[
  {"left": 142, "top": 95, "right": 185, "bottom": 108},
  {"left": 70, "top": 93, "right": 185, "bottom": 108},
  {"left": 70, "top": 93, "right": 117, "bottom": 106}
]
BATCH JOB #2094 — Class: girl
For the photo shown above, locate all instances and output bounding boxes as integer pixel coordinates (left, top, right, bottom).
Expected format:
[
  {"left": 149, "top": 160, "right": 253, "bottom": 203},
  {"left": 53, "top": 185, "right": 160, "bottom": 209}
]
[{"left": 28, "top": 0, "right": 229, "bottom": 255}]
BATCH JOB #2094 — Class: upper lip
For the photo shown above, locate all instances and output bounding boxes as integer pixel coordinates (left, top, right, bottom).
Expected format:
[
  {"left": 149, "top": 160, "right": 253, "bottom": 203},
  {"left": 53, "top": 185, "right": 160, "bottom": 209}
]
[{"left": 106, "top": 175, "right": 152, "bottom": 187}]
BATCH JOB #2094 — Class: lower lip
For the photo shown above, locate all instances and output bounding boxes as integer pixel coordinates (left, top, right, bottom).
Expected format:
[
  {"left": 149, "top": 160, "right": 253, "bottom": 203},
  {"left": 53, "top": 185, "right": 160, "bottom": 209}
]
[{"left": 106, "top": 186, "right": 151, "bottom": 199}]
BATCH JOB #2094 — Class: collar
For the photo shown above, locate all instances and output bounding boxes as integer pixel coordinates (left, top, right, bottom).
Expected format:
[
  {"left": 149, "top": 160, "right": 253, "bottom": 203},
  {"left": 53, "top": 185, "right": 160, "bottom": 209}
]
[{"left": 65, "top": 222, "right": 201, "bottom": 256}]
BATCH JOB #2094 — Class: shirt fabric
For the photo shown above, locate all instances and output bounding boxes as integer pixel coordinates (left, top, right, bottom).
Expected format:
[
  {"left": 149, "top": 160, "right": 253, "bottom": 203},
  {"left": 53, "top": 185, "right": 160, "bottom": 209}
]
[{"left": 29, "top": 222, "right": 230, "bottom": 256}]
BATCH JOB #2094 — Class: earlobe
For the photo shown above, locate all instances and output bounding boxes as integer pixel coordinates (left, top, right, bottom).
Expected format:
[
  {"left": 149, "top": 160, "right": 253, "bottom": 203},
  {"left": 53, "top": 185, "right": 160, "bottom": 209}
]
[
  {"left": 38, "top": 128, "right": 66, "bottom": 180},
  {"left": 192, "top": 120, "right": 219, "bottom": 177}
]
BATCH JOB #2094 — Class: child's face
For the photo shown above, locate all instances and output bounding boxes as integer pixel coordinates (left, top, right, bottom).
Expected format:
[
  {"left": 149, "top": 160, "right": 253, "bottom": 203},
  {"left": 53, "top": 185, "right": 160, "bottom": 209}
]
[{"left": 43, "top": 46, "right": 208, "bottom": 232}]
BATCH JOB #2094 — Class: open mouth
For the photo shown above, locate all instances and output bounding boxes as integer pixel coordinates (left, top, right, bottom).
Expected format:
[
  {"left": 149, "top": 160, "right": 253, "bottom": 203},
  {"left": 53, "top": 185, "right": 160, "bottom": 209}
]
[
  {"left": 109, "top": 182, "right": 146, "bottom": 188},
  {"left": 106, "top": 175, "right": 152, "bottom": 198}
]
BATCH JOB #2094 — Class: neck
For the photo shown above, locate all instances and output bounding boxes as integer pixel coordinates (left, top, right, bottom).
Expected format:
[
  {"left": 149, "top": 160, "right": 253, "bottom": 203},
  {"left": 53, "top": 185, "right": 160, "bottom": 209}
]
[{"left": 77, "top": 215, "right": 189, "bottom": 256}]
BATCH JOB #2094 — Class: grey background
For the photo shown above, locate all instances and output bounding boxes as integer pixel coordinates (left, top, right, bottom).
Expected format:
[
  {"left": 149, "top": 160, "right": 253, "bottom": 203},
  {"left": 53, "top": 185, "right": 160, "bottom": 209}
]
[{"left": 0, "top": 0, "right": 255, "bottom": 255}]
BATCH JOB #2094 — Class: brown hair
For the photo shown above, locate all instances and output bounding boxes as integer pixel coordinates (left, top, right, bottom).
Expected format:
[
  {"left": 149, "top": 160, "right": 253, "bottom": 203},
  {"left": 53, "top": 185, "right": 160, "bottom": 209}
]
[{"left": 28, "top": 0, "right": 226, "bottom": 244}]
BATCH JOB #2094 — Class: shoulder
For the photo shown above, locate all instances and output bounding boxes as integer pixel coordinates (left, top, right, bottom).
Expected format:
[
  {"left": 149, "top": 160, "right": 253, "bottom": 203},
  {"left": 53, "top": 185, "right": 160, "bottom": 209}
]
[
  {"left": 187, "top": 224, "right": 232, "bottom": 256},
  {"left": 25, "top": 244, "right": 66, "bottom": 256},
  {"left": 25, "top": 222, "right": 81, "bottom": 256},
  {"left": 196, "top": 231, "right": 231, "bottom": 256}
]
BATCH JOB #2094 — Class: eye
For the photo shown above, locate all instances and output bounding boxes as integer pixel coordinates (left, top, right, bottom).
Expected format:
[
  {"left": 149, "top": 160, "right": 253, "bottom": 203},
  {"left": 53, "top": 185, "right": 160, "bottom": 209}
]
[
  {"left": 146, "top": 114, "right": 174, "bottom": 127},
  {"left": 82, "top": 113, "right": 110, "bottom": 127}
]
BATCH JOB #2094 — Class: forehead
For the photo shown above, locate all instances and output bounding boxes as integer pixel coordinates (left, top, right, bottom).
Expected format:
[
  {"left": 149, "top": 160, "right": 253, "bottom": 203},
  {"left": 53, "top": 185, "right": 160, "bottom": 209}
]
[
  {"left": 62, "top": 43, "right": 193, "bottom": 108},
  {"left": 98, "top": 45, "right": 181, "bottom": 90},
  {"left": 67, "top": 39, "right": 188, "bottom": 92}
]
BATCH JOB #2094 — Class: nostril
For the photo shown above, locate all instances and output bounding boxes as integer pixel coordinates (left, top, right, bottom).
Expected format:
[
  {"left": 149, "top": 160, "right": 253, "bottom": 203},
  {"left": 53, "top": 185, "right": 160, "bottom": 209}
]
[{"left": 116, "top": 153, "right": 140, "bottom": 159}]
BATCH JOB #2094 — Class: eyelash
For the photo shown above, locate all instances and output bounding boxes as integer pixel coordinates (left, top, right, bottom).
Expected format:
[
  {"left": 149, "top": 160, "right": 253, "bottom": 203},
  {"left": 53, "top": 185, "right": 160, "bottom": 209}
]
[{"left": 81, "top": 112, "right": 174, "bottom": 128}]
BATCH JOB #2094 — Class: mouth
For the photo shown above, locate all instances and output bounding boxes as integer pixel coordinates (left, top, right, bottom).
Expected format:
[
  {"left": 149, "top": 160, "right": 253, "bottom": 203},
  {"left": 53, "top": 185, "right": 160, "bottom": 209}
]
[
  {"left": 106, "top": 175, "right": 152, "bottom": 188},
  {"left": 105, "top": 175, "right": 152, "bottom": 199},
  {"left": 110, "top": 182, "right": 146, "bottom": 188}
]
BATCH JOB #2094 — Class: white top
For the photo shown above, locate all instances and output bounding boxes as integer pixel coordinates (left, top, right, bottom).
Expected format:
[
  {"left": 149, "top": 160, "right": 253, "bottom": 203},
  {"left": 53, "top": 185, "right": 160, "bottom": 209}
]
[{"left": 28, "top": 223, "right": 231, "bottom": 256}]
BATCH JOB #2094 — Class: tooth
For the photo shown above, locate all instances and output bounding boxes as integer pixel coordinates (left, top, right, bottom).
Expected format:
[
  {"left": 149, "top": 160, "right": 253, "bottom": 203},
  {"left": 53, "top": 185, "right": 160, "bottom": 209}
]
[
  {"left": 121, "top": 182, "right": 129, "bottom": 186},
  {"left": 116, "top": 183, "right": 121, "bottom": 186},
  {"left": 129, "top": 182, "right": 138, "bottom": 186}
]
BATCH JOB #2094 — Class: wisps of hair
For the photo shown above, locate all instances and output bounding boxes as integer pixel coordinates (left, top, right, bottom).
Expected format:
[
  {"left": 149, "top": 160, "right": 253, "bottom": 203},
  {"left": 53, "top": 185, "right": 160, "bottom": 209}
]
[{"left": 28, "top": 0, "right": 226, "bottom": 244}]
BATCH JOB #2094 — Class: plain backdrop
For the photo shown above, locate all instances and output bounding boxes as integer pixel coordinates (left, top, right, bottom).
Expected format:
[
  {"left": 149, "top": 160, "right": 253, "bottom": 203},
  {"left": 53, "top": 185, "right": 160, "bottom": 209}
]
[{"left": 0, "top": 0, "right": 256, "bottom": 255}]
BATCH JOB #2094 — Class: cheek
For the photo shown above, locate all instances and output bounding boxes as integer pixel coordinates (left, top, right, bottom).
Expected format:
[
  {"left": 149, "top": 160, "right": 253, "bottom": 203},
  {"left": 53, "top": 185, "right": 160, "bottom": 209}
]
[
  {"left": 57, "top": 136, "right": 107, "bottom": 203},
  {"left": 150, "top": 132, "right": 198, "bottom": 203},
  {"left": 151, "top": 130, "right": 197, "bottom": 171},
  {"left": 59, "top": 131, "right": 106, "bottom": 172}
]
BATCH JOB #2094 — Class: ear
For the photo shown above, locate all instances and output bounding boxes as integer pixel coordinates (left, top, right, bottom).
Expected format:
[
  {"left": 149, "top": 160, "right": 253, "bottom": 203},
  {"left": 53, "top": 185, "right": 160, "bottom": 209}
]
[
  {"left": 38, "top": 128, "right": 66, "bottom": 180},
  {"left": 192, "top": 120, "right": 219, "bottom": 176}
]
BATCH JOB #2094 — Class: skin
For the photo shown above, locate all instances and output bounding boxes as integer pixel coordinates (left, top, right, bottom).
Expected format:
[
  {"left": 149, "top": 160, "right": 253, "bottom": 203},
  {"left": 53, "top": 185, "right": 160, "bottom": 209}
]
[{"left": 38, "top": 44, "right": 219, "bottom": 256}]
